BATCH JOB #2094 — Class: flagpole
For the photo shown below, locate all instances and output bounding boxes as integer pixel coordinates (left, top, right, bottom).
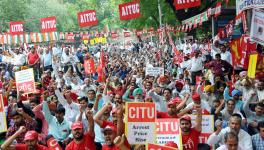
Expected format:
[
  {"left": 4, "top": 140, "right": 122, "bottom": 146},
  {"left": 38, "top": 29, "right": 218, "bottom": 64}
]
[{"left": 158, "top": 0, "right": 162, "bottom": 27}]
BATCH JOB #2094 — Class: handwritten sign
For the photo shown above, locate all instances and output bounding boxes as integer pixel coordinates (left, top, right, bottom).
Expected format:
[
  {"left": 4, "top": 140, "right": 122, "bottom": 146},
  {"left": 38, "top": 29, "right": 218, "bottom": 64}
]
[
  {"left": 0, "top": 94, "right": 7, "bottom": 133},
  {"left": 146, "top": 67, "right": 164, "bottom": 77},
  {"left": 190, "top": 115, "right": 214, "bottom": 143},
  {"left": 156, "top": 119, "right": 182, "bottom": 149},
  {"left": 125, "top": 102, "right": 156, "bottom": 144},
  {"left": 15, "top": 68, "right": 36, "bottom": 94}
]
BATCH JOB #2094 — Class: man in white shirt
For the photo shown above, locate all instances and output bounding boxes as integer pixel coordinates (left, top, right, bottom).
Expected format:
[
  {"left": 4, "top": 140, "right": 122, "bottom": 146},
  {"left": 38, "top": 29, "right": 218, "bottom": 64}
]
[
  {"left": 42, "top": 48, "right": 53, "bottom": 71},
  {"left": 219, "top": 44, "right": 232, "bottom": 65},
  {"left": 216, "top": 131, "right": 243, "bottom": 150},
  {"left": 207, "top": 114, "right": 253, "bottom": 150},
  {"left": 9, "top": 48, "right": 26, "bottom": 66},
  {"left": 188, "top": 51, "right": 204, "bottom": 85}
]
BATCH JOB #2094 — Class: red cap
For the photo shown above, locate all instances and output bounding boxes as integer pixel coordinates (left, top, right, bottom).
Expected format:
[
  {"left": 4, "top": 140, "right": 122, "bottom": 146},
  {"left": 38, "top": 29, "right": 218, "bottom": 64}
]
[
  {"left": 175, "top": 81, "right": 184, "bottom": 89},
  {"left": 71, "top": 121, "right": 83, "bottom": 130},
  {"left": 167, "top": 97, "right": 181, "bottom": 107},
  {"left": 159, "top": 76, "right": 167, "bottom": 82},
  {"left": 24, "top": 131, "right": 38, "bottom": 141},
  {"left": 180, "top": 115, "right": 192, "bottom": 122},
  {"left": 103, "top": 125, "right": 117, "bottom": 133},
  {"left": 165, "top": 141, "right": 178, "bottom": 148},
  {"left": 192, "top": 93, "right": 201, "bottom": 102}
]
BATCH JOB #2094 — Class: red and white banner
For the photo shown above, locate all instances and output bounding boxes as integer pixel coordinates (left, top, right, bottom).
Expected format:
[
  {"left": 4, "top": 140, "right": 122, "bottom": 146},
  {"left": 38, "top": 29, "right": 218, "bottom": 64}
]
[
  {"left": 136, "top": 30, "right": 143, "bottom": 36},
  {"left": 156, "top": 119, "right": 182, "bottom": 148},
  {"left": 111, "top": 32, "right": 118, "bottom": 38},
  {"left": 174, "top": 0, "right": 201, "bottom": 10},
  {"left": 41, "top": 16, "right": 56, "bottom": 32},
  {"left": 147, "top": 143, "right": 178, "bottom": 150},
  {"left": 65, "top": 32, "right": 75, "bottom": 42},
  {"left": 124, "top": 31, "right": 131, "bottom": 37},
  {"left": 84, "top": 59, "right": 96, "bottom": 74},
  {"left": 78, "top": 10, "right": 98, "bottom": 27},
  {"left": 119, "top": 1, "right": 140, "bottom": 20},
  {"left": 214, "top": 2, "right": 222, "bottom": 17},
  {"left": 9, "top": 22, "right": 24, "bottom": 35},
  {"left": 125, "top": 102, "right": 156, "bottom": 144},
  {"left": 15, "top": 68, "right": 36, "bottom": 94},
  {"left": 0, "top": 94, "right": 7, "bottom": 133}
]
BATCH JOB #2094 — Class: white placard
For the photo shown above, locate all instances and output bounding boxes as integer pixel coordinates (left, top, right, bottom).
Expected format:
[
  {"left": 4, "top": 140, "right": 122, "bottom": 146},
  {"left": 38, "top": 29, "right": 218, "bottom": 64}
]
[
  {"left": 15, "top": 68, "right": 35, "bottom": 94},
  {"left": 250, "top": 9, "right": 264, "bottom": 45},
  {"left": 146, "top": 67, "right": 164, "bottom": 77},
  {"left": 236, "top": 0, "right": 264, "bottom": 14}
]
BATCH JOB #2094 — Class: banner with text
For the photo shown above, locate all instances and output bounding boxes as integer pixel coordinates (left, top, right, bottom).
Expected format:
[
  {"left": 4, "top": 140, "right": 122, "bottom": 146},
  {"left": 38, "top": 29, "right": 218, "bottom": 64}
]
[
  {"left": 84, "top": 59, "right": 96, "bottom": 74},
  {"left": 125, "top": 102, "right": 156, "bottom": 144},
  {"left": 145, "top": 67, "right": 164, "bottom": 77},
  {"left": 119, "top": 1, "right": 140, "bottom": 20},
  {"left": 250, "top": 9, "right": 264, "bottom": 46},
  {"left": 190, "top": 115, "right": 214, "bottom": 143},
  {"left": 236, "top": 0, "right": 264, "bottom": 14},
  {"left": 10, "top": 21, "right": 24, "bottom": 35},
  {"left": 78, "top": 10, "right": 98, "bottom": 27},
  {"left": 147, "top": 143, "right": 178, "bottom": 150},
  {"left": 15, "top": 68, "right": 36, "bottom": 94},
  {"left": 174, "top": 0, "right": 201, "bottom": 10},
  {"left": 0, "top": 94, "right": 7, "bottom": 133},
  {"left": 41, "top": 16, "right": 56, "bottom": 32},
  {"left": 156, "top": 119, "right": 182, "bottom": 149}
]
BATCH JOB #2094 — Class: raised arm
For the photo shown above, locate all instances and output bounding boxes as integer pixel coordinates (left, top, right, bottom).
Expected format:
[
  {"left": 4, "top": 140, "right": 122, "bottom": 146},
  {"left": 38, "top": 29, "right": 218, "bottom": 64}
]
[
  {"left": 1, "top": 126, "right": 26, "bottom": 150},
  {"left": 176, "top": 94, "right": 190, "bottom": 110},
  {"left": 86, "top": 110, "right": 95, "bottom": 138},
  {"left": 94, "top": 102, "right": 111, "bottom": 127},
  {"left": 194, "top": 107, "right": 202, "bottom": 132}
]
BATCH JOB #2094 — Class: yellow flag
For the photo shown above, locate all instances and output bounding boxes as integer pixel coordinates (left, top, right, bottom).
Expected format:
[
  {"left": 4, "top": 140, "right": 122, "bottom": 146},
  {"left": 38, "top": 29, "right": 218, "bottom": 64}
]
[{"left": 248, "top": 53, "right": 258, "bottom": 78}]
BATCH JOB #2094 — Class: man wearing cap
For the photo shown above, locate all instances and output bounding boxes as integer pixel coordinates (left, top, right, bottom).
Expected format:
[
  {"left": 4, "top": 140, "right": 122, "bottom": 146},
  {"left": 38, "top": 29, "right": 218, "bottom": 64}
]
[
  {"left": 157, "top": 95, "right": 189, "bottom": 118},
  {"left": 183, "top": 93, "right": 211, "bottom": 115},
  {"left": 224, "top": 87, "right": 244, "bottom": 111},
  {"left": 207, "top": 114, "right": 252, "bottom": 150},
  {"left": 180, "top": 107, "right": 202, "bottom": 150},
  {"left": 66, "top": 111, "right": 96, "bottom": 150},
  {"left": 6, "top": 108, "right": 37, "bottom": 144},
  {"left": 1, "top": 126, "right": 48, "bottom": 150}
]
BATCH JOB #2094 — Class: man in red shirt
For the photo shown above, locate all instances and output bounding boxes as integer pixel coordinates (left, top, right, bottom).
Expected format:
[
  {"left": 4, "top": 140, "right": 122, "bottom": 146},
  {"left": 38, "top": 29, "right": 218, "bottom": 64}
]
[
  {"left": 1, "top": 126, "right": 48, "bottom": 150},
  {"left": 27, "top": 47, "right": 40, "bottom": 79},
  {"left": 180, "top": 107, "right": 202, "bottom": 150},
  {"left": 66, "top": 110, "right": 96, "bottom": 150}
]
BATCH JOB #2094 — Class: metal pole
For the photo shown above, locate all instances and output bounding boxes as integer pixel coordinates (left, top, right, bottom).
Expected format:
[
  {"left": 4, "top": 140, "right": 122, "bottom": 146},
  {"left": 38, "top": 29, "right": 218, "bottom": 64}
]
[
  {"left": 212, "top": 17, "right": 215, "bottom": 37},
  {"left": 158, "top": 0, "right": 162, "bottom": 27}
]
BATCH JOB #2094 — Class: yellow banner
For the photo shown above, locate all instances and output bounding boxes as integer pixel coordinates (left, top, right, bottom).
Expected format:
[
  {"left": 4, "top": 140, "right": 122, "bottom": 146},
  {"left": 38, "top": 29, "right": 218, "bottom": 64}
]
[
  {"left": 83, "top": 40, "right": 88, "bottom": 44},
  {"left": 248, "top": 53, "right": 258, "bottom": 78},
  {"left": 90, "top": 39, "right": 95, "bottom": 45},
  {"left": 94, "top": 37, "right": 99, "bottom": 43},
  {"left": 102, "top": 37, "right": 107, "bottom": 44}
]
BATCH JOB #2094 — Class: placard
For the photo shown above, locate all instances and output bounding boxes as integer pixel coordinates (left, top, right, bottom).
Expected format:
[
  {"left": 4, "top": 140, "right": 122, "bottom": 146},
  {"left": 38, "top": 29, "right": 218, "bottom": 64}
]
[
  {"left": 125, "top": 102, "right": 156, "bottom": 144},
  {"left": 174, "top": 0, "right": 201, "bottom": 10},
  {"left": 145, "top": 67, "right": 164, "bottom": 77},
  {"left": 190, "top": 115, "right": 214, "bottom": 143},
  {"left": 236, "top": 0, "right": 264, "bottom": 14},
  {"left": 156, "top": 119, "right": 182, "bottom": 149},
  {"left": 41, "top": 16, "right": 56, "bottom": 32},
  {"left": 10, "top": 21, "right": 24, "bottom": 35},
  {"left": 78, "top": 10, "right": 98, "bottom": 27},
  {"left": 15, "top": 68, "right": 36, "bottom": 94},
  {"left": 119, "top": 1, "right": 140, "bottom": 20},
  {"left": 84, "top": 59, "right": 96, "bottom": 74},
  {"left": 248, "top": 53, "right": 258, "bottom": 78},
  {"left": 0, "top": 94, "right": 7, "bottom": 133},
  {"left": 250, "top": 9, "right": 264, "bottom": 45},
  {"left": 147, "top": 143, "right": 178, "bottom": 150}
]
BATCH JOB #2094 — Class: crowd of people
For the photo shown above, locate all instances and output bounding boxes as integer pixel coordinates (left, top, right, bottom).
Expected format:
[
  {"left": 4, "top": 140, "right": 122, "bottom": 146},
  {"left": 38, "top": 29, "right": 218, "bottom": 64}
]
[{"left": 0, "top": 37, "right": 263, "bottom": 150}]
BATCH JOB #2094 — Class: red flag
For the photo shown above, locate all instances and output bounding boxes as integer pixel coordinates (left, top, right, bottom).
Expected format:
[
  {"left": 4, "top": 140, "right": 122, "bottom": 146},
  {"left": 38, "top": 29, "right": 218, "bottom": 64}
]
[
  {"left": 230, "top": 38, "right": 242, "bottom": 68},
  {"left": 119, "top": 1, "right": 140, "bottom": 20},
  {"left": 84, "top": 58, "right": 96, "bottom": 74},
  {"left": 242, "top": 11, "right": 248, "bottom": 33},
  {"left": 97, "top": 50, "right": 106, "bottom": 82}
]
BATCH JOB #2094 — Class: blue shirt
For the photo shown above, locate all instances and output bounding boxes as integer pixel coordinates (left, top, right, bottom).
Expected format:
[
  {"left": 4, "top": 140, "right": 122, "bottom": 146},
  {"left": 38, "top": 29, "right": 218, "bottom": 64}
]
[
  {"left": 42, "top": 101, "right": 71, "bottom": 141},
  {"left": 252, "top": 133, "right": 264, "bottom": 150}
]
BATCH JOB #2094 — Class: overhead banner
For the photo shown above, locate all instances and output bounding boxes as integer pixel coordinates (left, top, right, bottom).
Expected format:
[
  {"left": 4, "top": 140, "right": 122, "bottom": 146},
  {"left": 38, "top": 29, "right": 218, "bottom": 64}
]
[
  {"left": 78, "top": 10, "right": 98, "bottom": 27},
  {"left": 125, "top": 102, "right": 156, "bottom": 145},
  {"left": 10, "top": 21, "right": 24, "bottom": 35},
  {"left": 119, "top": 1, "right": 140, "bottom": 20},
  {"left": 182, "top": 11, "right": 208, "bottom": 25},
  {"left": 190, "top": 115, "right": 214, "bottom": 143},
  {"left": 0, "top": 94, "right": 7, "bottom": 133},
  {"left": 156, "top": 119, "right": 182, "bottom": 149},
  {"left": 124, "top": 31, "right": 131, "bottom": 37},
  {"left": 236, "top": 0, "right": 264, "bottom": 14},
  {"left": 174, "top": 0, "right": 201, "bottom": 10},
  {"left": 41, "top": 16, "right": 56, "bottom": 32},
  {"left": 15, "top": 68, "right": 36, "bottom": 94},
  {"left": 250, "top": 9, "right": 264, "bottom": 46},
  {"left": 147, "top": 143, "right": 178, "bottom": 150}
]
